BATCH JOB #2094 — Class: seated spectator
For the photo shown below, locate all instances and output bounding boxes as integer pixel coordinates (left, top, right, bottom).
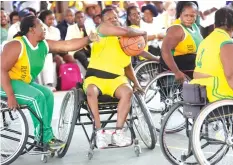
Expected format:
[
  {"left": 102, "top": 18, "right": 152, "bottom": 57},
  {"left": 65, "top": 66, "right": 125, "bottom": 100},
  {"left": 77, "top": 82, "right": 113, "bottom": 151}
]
[
  {"left": 39, "top": 10, "right": 60, "bottom": 91},
  {"left": 141, "top": 4, "right": 165, "bottom": 55},
  {"left": 84, "top": 2, "right": 98, "bottom": 31},
  {"left": 93, "top": 14, "right": 101, "bottom": 27},
  {"left": 57, "top": 8, "right": 75, "bottom": 40},
  {"left": 66, "top": 11, "right": 92, "bottom": 69},
  {"left": 7, "top": 9, "right": 31, "bottom": 40},
  {"left": 1, "top": 10, "right": 8, "bottom": 44},
  {"left": 157, "top": 0, "right": 176, "bottom": 30},
  {"left": 39, "top": 10, "right": 76, "bottom": 90},
  {"left": 9, "top": 11, "right": 19, "bottom": 24}
]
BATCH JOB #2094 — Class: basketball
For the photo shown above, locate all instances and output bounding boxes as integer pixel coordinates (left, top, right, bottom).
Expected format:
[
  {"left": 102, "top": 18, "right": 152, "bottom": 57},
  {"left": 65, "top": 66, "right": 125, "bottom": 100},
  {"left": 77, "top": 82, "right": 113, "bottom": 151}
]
[{"left": 119, "top": 36, "right": 146, "bottom": 56}]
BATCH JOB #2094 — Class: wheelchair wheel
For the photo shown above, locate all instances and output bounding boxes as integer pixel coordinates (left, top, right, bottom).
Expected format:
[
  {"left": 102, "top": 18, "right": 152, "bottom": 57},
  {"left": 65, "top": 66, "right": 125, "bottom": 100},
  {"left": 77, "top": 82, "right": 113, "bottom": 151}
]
[
  {"left": 159, "top": 103, "right": 197, "bottom": 165},
  {"left": 132, "top": 92, "right": 157, "bottom": 149},
  {"left": 134, "top": 61, "right": 160, "bottom": 88},
  {"left": 1, "top": 100, "right": 29, "bottom": 165},
  {"left": 192, "top": 100, "right": 233, "bottom": 165},
  {"left": 144, "top": 72, "right": 189, "bottom": 132},
  {"left": 57, "top": 88, "right": 79, "bottom": 158}
]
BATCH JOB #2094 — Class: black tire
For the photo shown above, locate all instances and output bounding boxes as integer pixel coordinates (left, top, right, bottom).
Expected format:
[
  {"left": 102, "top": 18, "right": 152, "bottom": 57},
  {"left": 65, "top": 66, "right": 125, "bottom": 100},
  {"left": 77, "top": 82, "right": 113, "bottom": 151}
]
[
  {"left": 57, "top": 88, "right": 80, "bottom": 158},
  {"left": 1, "top": 108, "right": 29, "bottom": 165},
  {"left": 133, "top": 61, "right": 160, "bottom": 88},
  {"left": 159, "top": 103, "right": 197, "bottom": 165},
  {"left": 133, "top": 92, "right": 157, "bottom": 149},
  {"left": 144, "top": 72, "right": 188, "bottom": 133},
  {"left": 192, "top": 100, "right": 233, "bottom": 165}
]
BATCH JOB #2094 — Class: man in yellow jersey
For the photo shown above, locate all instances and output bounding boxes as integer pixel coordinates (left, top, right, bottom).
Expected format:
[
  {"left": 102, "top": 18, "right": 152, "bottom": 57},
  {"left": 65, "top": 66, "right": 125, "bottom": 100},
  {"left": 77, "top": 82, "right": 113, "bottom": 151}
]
[
  {"left": 191, "top": 7, "right": 233, "bottom": 102},
  {"left": 161, "top": 1, "right": 203, "bottom": 81},
  {"left": 83, "top": 7, "right": 152, "bottom": 149}
]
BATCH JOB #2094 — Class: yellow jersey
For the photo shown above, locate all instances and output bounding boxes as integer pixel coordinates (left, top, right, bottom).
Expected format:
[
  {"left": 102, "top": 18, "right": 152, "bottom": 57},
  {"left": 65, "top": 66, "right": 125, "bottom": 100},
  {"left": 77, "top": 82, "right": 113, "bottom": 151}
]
[
  {"left": 8, "top": 36, "right": 49, "bottom": 83},
  {"left": 191, "top": 28, "right": 233, "bottom": 101},
  {"left": 170, "top": 19, "right": 203, "bottom": 56},
  {"left": 88, "top": 29, "right": 131, "bottom": 76}
]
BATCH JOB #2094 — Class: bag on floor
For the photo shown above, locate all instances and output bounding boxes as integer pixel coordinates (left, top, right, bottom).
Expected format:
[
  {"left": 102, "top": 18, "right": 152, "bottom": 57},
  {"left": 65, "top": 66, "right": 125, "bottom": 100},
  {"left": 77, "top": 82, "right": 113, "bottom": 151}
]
[{"left": 59, "top": 63, "right": 82, "bottom": 91}]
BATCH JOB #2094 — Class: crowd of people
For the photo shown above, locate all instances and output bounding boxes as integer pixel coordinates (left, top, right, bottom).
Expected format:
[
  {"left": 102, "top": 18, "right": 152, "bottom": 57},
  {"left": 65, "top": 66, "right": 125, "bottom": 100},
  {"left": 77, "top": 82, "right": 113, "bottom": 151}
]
[{"left": 1, "top": 0, "right": 233, "bottom": 149}]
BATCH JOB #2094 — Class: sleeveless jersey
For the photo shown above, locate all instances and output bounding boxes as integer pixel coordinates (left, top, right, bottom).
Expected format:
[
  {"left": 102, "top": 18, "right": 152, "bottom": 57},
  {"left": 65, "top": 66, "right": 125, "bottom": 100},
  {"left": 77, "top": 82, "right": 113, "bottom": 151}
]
[
  {"left": 171, "top": 19, "right": 203, "bottom": 56},
  {"left": 8, "top": 36, "right": 49, "bottom": 83},
  {"left": 195, "top": 28, "right": 233, "bottom": 78},
  {"left": 88, "top": 29, "right": 131, "bottom": 76},
  {"left": 191, "top": 28, "right": 233, "bottom": 101}
]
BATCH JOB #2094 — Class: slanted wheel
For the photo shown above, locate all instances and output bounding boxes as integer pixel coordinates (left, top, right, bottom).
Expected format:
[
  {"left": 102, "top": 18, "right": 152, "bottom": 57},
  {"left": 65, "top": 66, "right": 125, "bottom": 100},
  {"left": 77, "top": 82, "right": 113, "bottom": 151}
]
[
  {"left": 1, "top": 99, "right": 29, "bottom": 165},
  {"left": 57, "top": 88, "right": 81, "bottom": 158},
  {"left": 132, "top": 92, "right": 157, "bottom": 149}
]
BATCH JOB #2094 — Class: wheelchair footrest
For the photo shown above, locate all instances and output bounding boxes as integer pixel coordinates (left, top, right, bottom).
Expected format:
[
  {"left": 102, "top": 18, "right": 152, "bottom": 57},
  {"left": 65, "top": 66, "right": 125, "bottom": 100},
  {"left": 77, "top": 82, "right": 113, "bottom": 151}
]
[{"left": 100, "top": 143, "right": 133, "bottom": 149}]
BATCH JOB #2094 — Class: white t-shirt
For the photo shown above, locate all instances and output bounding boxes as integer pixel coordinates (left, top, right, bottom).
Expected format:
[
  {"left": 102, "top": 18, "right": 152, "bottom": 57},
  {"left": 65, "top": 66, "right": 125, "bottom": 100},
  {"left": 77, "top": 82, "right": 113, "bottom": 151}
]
[
  {"left": 198, "top": 1, "right": 226, "bottom": 28},
  {"left": 140, "top": 18, "right": 164, "bottom": 47},
  {"left": 43, "top": 23, "right": 60, "bottom": 41},
  {"left": 7, "top": 22, "right": 20, "bottom": 41}
]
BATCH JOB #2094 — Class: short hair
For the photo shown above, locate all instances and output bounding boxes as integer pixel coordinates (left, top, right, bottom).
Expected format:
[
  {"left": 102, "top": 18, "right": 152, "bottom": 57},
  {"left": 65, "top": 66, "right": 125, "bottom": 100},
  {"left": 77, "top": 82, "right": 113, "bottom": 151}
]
[
  {"left": 75, "top": 10, "right": 84, "bottom": 16},
  {"left": 38, "top": 10, "right": 53, "bottom": 23},
  {"left": 176, "top": 1, "right": 198, "bottom": 19},
  {"left": 215, "top": 7, "right": 233, "bottom": 30},
  {"left": 101, "top": 7, "right": 114, "bottom": 18},
  {"left": 9, "top": 11, "right": 19, "bottom": 24}
]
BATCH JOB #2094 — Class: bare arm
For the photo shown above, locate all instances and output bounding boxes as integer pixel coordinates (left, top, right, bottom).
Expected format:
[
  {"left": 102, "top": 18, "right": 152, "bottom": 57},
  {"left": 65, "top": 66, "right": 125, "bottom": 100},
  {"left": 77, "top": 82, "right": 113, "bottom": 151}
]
[
  {"left": 46, "top": 36, "right": 90, "bottom": 53},
  {"left": 124, "top": 63, "right": 140, "bottom": 87},
  {"left": 220, "top": 43, "right": 233, "bottom": 90},
  {"left": 0, "top": 41, "right": 21, "bottom": 98},
  {"left": 98, "top": 23, "right": 146, "bottom": 37},
  {"left": 161, "top": 25, "right": 184, "bottom": 73},
  {"left": 139, "top": 51, "right": 160, "bottom": 62},
  {"left": 203, "top": 7, "right": 218, "bottom": 16}
]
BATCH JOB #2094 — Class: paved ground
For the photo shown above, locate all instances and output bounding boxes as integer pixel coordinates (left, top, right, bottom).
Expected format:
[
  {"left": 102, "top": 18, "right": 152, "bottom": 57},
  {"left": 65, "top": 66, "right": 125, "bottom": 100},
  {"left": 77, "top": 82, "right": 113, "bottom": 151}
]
[{"left": 2, "top": 91, "right": 233, "bottom": 165}]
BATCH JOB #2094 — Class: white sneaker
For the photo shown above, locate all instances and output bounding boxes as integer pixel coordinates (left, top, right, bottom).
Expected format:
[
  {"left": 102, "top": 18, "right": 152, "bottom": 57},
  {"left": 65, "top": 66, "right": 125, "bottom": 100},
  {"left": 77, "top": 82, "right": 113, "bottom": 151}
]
[
  {"left": 111, "top": 129, "right": 131, "bottom": 147},
  {"left": 96, "top": 130, "right": 108, "bottom": 149}
]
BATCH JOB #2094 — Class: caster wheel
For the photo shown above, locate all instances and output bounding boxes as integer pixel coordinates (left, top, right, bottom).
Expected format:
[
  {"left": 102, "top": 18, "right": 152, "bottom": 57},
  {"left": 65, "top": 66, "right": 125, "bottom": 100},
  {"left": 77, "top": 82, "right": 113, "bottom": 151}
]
[
  {"left": 134, "top": 139, "right": 139, "bottom": 145},
  {"left": 134, "top": 146, "right": 141, "bottom": 157},
  {"left": 41, "top": 154, "right": 48, "bottom": 163},
  {"left": 87, "top": 150, "right": 94, "bottom": 160},
  {"left": 50, "top": 152, "right": 55, "bottom": 158}
]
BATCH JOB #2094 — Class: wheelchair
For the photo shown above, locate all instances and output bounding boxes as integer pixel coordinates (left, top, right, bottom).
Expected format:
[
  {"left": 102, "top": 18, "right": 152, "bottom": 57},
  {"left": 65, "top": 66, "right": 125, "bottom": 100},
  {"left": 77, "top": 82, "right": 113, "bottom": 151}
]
[
  {"left": 144, "top": 70, "right": 191, "bottom": 132},
  {"left": 192, "top": 99, "right": 233, "bottom": 165},
  {"left": 133, "top": 58, "right": 160, "bottom": 88},
  {"left": 0, "top": 97, "right": 70, "bottom": 165},
  {"left": 58, "top": 83, "right": 157, "bottom": 160},
  {"left": 159, "top": 84, "right": 233, "bottom": 165}
]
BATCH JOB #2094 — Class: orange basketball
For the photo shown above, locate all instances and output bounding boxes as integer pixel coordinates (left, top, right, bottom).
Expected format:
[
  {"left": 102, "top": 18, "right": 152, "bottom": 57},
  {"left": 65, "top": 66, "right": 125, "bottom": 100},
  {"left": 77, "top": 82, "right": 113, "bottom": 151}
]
[{"left": 119, "top": 36, "right": 146, "bottom": 56}]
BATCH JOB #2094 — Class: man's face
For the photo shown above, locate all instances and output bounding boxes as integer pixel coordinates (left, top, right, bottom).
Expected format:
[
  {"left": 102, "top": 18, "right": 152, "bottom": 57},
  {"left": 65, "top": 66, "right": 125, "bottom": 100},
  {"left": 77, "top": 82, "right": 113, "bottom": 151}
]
[
  {"left": 75, "top": 12, "right": 85, "bottom": 27},
  {"left": 65, "top": 10, "right": 74, "bottom": 24}
]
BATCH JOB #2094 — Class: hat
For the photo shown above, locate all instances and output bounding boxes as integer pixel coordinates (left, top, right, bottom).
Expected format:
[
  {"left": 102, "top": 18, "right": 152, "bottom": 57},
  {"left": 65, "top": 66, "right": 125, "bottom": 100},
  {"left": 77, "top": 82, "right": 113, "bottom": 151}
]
[
  {"left": 18, "top": 9, "right": 31, "bottom": 18},
  {"left": 83, "top": 1, "right": 98, "bottom": 12},
  {"left": 141, "top": 4, "right": 158, "bottom": 17}
]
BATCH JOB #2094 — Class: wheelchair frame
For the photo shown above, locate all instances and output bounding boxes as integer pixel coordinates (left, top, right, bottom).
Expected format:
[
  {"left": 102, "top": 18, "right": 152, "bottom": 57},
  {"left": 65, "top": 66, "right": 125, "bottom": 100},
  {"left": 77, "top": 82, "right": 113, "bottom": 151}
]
[
  {"left": 0, "top": 97, "right": 66, "bottom": 165},
  {"left": 60, "top": 86, "right": 156, "bottom": 160},
  {"left": 159, "top": 100, "right": 233, "bottom": 165}
]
